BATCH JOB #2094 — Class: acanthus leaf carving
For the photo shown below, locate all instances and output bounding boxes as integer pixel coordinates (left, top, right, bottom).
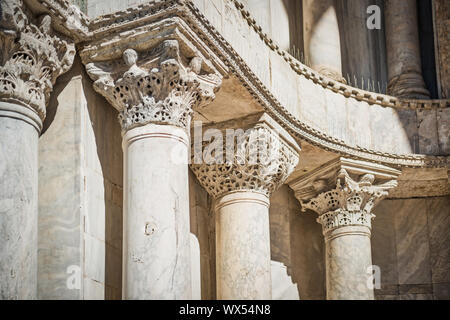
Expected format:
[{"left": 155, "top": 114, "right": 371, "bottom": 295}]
[
  {"left": 190, "top": 120, "right": 300, "bottom": 198},
  {"left": 0, "top": 0, "right": 76, "bottom": 121},
  {"left": 85, "top": 40, "right": 222, "bottom": 131},
  {"left": 299, "top": 168, "right": 398, "bottom": 233}
]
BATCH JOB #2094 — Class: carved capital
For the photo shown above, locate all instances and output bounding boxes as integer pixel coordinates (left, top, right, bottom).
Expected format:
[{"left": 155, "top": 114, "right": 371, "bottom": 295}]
[
  {"left": 84, "top": 40, "right": 222, "bottom": 131},
  {"left": 0, "top": 0, "right": 76, "bottom": 121},
  {"left": 190, "top": 114, "right": 300, "bottom": 199},
  {"left": 290, "top": 158, "right": 401, "bottom": 234}
]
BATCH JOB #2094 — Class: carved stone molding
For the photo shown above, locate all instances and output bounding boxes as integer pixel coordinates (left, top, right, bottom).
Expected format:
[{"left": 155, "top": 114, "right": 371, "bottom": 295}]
[
  {"left": 84, "top": 40, "right": 221, "bottom": 131},
  {"left": 190, "top": 114, "right": 300, "bottom": 198},
  {"left": 290, "top": 157, "right": 401, "bottom": 234},
  {"left": 73, "top": 0, "right": 448, "bottom": 168},
  {"left": 0, "top": 0, "right": 76, "bottom": 122}
]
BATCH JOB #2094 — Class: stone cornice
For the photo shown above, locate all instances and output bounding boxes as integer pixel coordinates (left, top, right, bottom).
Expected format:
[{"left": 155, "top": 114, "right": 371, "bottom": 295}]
[
  {"left": 67, "top": 0, "right": 448, "bottom": 168},
  {"left": 0, "top": 0, "right": 76, "bottom": 122},
  {"left": 190, "top": 113, "right": 300, "bottom": 199},
  {"left": 26, "top": 0, "right": 90, "bottom": 42},
  {"left": 231, "top": 0, "right": 448, "bottom": 111},
  {"left": 290, "top": 157, "right": 401, "bottom": 201}
]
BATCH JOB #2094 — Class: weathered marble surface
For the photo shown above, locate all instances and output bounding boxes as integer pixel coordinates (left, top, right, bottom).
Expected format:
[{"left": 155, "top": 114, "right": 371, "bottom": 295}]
[
  {"left": 215, "top": 191, "right": 272, "bottom": 300},
  {"left": 394, "top": 199, "right": 431, "bottom": 285},
  {"left": 372, "top": 197, "right": 450, "bottom": 300},
  {"left": 189, "top": 171, "right": 216, "bottom": 300},
  {"left": 38, "top": 75, "right": 84, "bottom": 300},
  {"left": 385, "top": 0, "right": 430, "bottom": 98},
  {"left": 190, "top": 233, "right": 201, "bottom": 300},
  {"left": 371, "top": 200, "right": 399, "bottom": 295},
  {"left": 303, "top": 0, "right": 343, "bottom": 81},
  {"left": 428, "top": 197, "right": 450, "bottom": 284},
  {"left": 269, "top": 186, "right": 292, "bottom": 267},
  {"left": 271, "top": 260, "right": 299, "bottom": 300},
  {"left": 434, "top": 0, "right": 450, "bottom": 99},
  {"left": 0, "top": 102, "right": 39, "bottom": 299},
  {"left": 193, "top": 0, "right": 448, "bottom": 157},
  {"left": 325, "top": 226, "right": 374, "bottom": 300},
  {"left": 38, "top": 58, "right": 123, "bottom": 300},
  {"left": 122, "top": 124, "right": 192, "bottom": 299}
]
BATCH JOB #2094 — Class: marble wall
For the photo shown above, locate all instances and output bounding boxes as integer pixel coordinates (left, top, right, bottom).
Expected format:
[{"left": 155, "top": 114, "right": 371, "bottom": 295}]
[
  {"left": 434, "top": 0, "right": 450, "bottom": 99},
  {"left": 269, "top": 185, "right": 326, "bottom": 300},
  {"left": 38, "top": 61, "right": 84, "bottom": 300},
  {"left": 372, "top": 196, "right": 450, "bottom": 300},
  {"left": 268, "top": 185, "right": 450, "bottom": 300},
  {"left": 189, "top": 171, "right": 216, "bottom": 300},
  {"left": 38, "top": 57, "right": 123, "bottom": 300}
]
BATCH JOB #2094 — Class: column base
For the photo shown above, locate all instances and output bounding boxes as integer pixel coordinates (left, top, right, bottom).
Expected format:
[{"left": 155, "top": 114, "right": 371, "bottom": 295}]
[{"left": 388, "top": 72, "right": 430, "bottom": 99}]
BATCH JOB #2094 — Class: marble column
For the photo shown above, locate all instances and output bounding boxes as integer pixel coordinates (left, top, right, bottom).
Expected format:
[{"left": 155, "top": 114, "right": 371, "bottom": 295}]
[
  {"left": 215, "top": 191, "right": 271, "bottom": 299},
  {"left": 191, "top": 114, "right": 300, "bottom": 299},
  {"left": 122, "top": 124, "right": 192, "bottom": 299},
  {"left": 290, "top": 158, "right": 400, "bottom": 300},
  {"left": 0, "top": 4, "right": 75, "bottom": 299},
  {"left": 303, "top": 0, "right": 345, "bottom": 82},
  {"left": 84, "top": 41, "right": 221, "bottom": 299},
  {"left": 385, "top": 0, "right": 430, "bottom": 99}
]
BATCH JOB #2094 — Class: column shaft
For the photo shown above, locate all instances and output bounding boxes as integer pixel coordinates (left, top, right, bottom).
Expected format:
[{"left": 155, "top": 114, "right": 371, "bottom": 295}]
[
  {"left": 291, "top": 158, "right": 401, "bottom": 300},
  {"left": 215, "top": 192, "right": 271, "bottom": 300},
  {"left": 324, "top": 226, "right": 374, "bottom": 300},
  {"left": 385, "top": 0, "right": 430, "bottom": 98},
  {"left": 0, "top": 102, "right": 41, "bottom": 299},
  {"left": 122, "top": 124, "right": 191, "bottom": 299}
]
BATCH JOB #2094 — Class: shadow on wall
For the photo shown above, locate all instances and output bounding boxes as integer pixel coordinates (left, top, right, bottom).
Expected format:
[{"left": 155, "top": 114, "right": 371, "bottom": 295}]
[
  {"left": 188, "top": 170, "right": 217, "bottom": 300},
  {"left": 79, "top": 60, "right": 124, "bottom": 300},
  {"left": 269, "top": 185, "right": 326, "bottom": 300},
  {"left": 42, "top": 55, "right": 125, "bottom": 300}
]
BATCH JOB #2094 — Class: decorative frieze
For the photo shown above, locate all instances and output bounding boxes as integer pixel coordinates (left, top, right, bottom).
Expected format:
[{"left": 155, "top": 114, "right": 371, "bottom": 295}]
[
  {"left": 190, "top": 114, "right": 300, "bottom": 198},
  {"left": 290, "top": 158, "right": 401, "bottom": 234},
  {"left": 85, "top": 40, "right": 221, "bottom": 131},
  {"left": 0, "top": 0, "right": 76, "bottom": 121}
]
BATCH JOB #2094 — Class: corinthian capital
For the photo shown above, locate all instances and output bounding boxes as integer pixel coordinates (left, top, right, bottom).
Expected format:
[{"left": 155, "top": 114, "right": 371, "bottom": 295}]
[
  {"left": 290, "top": 158, "right": 401, "bottom": 234},
  {"left": 190, "top": 114, "right": 300, "bottom": 198},
  {"left": 0, "top": 0, "right": 76, "bottom": 121},
  {"left": 84, "top": 40, "right": 221, "bottom": 131}
]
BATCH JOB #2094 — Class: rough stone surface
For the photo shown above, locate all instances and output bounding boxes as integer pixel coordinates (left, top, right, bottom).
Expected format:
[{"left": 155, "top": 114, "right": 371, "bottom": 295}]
[{"left": 0, "top": 103, "right": 39, "bottom": 300}]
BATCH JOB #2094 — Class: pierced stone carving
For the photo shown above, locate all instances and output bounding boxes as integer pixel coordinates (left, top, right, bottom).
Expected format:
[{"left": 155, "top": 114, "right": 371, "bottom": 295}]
[
  {"left": 75, "top": 0, "right": 448, "bottom": 168},
  {"left": 85, "top": 40, "right": 222, "bottom": 131},
  {"left": 292, "top": 159, "right": 400, "bottom": 234},
  {"left": 0, "top": 0, "right": 76, "bottom": 121},
  {"left": 190, "top": 120, "right": 300, "bottom": 198}
]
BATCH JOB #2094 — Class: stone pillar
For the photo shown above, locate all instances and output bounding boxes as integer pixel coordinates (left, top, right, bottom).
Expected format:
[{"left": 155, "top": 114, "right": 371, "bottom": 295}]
[
  {"left": 303, "top": 0, "right": 344, "bottom": 82},
  {"left": 122, "top": 123, "right": 191, "bottom": 299},
  {"left": 0, "top": 2, "right": 75, "bottom": 299},
  {"left": 385, "top": 0, "right": 430, "bottom": 99},
  {"left": 84, "top": 41, "right": 221, "bottom": 299},
  {"left": 191, "top": 114, "right": 300, "bottom": 299},
  {"left": 290, "top": 158, "right": 400, "bottom": 300},
  {"left": 215, "top": 191, "right": 271, "bottom": 299}
]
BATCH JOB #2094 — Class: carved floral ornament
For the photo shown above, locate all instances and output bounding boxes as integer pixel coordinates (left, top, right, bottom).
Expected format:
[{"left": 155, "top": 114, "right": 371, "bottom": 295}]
[
  {"left": 299, "top": 168, "right": 398, "bottom": 234},
  {"left": 85, "top": 40, "right": 222, "bottom": 131},
  {"left": 190, "top": 121, "right": 300, "bottom": 199},
  {"left": 0, "top": 0, "right": 76, "bottom": 121}
]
